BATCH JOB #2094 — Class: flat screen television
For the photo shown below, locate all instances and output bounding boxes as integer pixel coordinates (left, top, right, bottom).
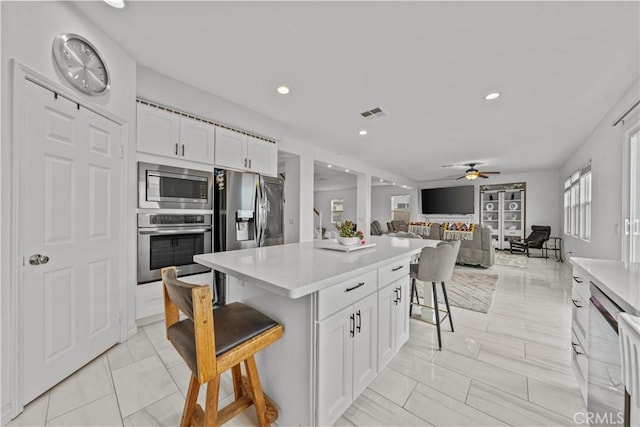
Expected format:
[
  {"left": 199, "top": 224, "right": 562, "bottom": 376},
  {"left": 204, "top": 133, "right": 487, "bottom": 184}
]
[{"left": 421, "top": 186, "right": 474, "bottom": 215}]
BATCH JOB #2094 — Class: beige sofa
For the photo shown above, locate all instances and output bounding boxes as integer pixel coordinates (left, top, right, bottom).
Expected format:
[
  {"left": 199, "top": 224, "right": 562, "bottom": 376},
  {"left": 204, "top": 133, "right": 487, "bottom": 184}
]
[{"left": 418, "top": 223, "right": 495, "bottom": 268}]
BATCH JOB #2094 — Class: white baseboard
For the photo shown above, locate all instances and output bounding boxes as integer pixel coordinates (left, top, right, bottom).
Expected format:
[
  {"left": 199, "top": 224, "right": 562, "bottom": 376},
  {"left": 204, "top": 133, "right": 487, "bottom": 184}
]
[{"left": 135, "top": 313, "right": 164, "bottom": 327}]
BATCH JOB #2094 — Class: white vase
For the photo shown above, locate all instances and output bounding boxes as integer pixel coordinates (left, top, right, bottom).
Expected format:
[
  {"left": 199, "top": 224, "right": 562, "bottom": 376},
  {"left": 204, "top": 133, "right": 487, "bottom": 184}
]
[{"left": 337, "top": 236, "right": 359, "bottom": 246}]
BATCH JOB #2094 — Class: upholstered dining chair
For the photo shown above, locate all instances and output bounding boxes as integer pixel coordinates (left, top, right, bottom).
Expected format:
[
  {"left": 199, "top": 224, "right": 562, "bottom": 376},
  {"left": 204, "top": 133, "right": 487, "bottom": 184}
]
[
  {"left": 370, "top": 220, "right": 384, "bottom": 236},
  {"left": 409, "top": 240, "right": 461, "bottom": 350},
  {"left": 509, "top": 225, "right": 551, "bottom": 257},
  {"left": 161, "top": 267, "right": 283, "bottom": 427}
]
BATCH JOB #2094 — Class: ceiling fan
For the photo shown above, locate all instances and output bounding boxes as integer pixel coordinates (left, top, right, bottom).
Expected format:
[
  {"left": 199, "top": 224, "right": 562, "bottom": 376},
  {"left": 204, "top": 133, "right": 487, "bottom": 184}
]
[{"left": 454, "top": 163, "right": 501, "bottom": 180}]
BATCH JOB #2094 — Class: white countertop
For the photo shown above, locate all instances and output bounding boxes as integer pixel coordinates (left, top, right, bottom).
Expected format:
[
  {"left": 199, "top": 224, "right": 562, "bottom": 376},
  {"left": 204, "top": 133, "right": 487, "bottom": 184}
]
[
  {"left": 194, "top": 236, "right": 438, "bottom": 299},
  {"left": 571, "top": 257, "right": 640, "bottom": 315}
]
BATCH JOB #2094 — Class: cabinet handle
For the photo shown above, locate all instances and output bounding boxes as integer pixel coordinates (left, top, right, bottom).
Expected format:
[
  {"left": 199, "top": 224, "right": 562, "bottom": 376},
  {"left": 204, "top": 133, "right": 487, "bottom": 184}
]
[
  {"left": 244, "top": 158, "right": 247, "bottom": 168},
  {"left": 571, "top": 299, "right": 583, "bottom": 308},
  {"left": 392, "top": 265, "right": 404, "bottom": 272},
  {"left": 349, "top": 314, "right": 355, "bottom": 338},
  {"left": 393, "top": 288, "right": 399, "bottom": 305},
  {"left": 571, "top": 342, "right": 583, "bottom": 356},
  {"left": 181, "top": 144, "right": 185, "bottom": 157},
  {"left": 175, "top": 143, "right": 179, "bottom": 155},
  {"left": 356, "top": 310, "right": 361, "bottom": 333},
  {"left": 572, "top": 276, "right": 583, "bottom": 284},
  {"left": 249, "top": 159, "right": 252, "bottom": 169},
  {"left": 345, "top": 282, "right": 365, "bottom": 292},
  {"left": 398, "top": 286, "right": 402, "bottom": 302}
]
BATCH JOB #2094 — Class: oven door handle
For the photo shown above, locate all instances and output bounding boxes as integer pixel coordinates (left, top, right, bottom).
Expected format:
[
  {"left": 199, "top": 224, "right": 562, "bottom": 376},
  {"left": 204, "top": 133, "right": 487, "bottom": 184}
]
[{"left": 139, "top": 228, "right": 212, "bottom": 235}]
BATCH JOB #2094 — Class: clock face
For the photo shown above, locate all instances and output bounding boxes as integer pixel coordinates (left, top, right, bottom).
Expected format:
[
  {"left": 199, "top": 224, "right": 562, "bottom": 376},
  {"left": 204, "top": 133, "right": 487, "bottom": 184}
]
[{"left": 52, "top": 33, "right": 110, "bottom": 95}]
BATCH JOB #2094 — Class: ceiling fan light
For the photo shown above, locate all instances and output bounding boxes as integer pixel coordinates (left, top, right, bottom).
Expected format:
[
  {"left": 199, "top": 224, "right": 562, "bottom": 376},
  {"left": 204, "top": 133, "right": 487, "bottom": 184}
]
[{"left": 465, "top": 172, "right": 479, "bottom": 180}]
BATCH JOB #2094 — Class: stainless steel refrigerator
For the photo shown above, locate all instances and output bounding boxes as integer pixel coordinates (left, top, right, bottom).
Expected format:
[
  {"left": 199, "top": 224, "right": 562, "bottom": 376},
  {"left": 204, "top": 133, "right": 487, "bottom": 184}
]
[{"left": 213, "top": 169, "right": 284, "bottom": 302}]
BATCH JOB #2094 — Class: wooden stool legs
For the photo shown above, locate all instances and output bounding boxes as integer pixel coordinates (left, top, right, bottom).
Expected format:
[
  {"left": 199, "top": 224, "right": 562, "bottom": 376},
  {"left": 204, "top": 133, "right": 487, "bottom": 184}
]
[
  {"left": 183, "top": 359, "right": 278, "bottom": 427},
  {"left": 181, "top": 375, "right": 201, "bottom": 427}
]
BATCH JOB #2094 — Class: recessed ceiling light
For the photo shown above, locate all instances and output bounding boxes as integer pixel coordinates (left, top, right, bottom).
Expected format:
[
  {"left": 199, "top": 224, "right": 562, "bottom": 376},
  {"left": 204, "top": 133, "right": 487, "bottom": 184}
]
[
  {"left": 484, "top": 92, "right": 500, "bottom": 100},
  {"left": 359, "top": 130, "right": 367, "bottom": 136},
  {"left": 392, "top": 182, "right": 396, "bottom": 186},
  {"left": 104, "top": 0, "right": 125, "bottom": 7},
  {"left": 379, "top": 179, "right": 384, "bottom": 182},
  {"left": 276, "top": 85, "right": 290, "bottom": 95},
  {"left": 327, "top": 164, "right": 332, "bottom": 168},
  {"left": 345, "top": 169, "right": 350, "bottom": 172}
]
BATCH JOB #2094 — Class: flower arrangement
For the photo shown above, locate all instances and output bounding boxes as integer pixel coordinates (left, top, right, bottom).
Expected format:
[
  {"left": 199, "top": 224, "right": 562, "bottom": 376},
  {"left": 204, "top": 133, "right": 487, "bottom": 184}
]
[
  {"left": 336, "top": 221, "right": 363, "bottom": 239},
  {"left": 335, "top": 220, "right": 365, "bottom": 245}
]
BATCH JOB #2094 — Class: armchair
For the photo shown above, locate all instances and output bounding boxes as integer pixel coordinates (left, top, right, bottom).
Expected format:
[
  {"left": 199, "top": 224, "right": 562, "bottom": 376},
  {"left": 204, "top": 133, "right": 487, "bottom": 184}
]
[{"left": 510, "top": 225, "right": 551, "bottom": 257}]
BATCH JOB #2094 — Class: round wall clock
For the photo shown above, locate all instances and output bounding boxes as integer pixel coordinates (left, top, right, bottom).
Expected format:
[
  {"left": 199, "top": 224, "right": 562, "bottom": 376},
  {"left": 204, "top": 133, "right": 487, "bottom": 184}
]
[{"left": 52, "top": 33, "right": 110, "bottom": 95}]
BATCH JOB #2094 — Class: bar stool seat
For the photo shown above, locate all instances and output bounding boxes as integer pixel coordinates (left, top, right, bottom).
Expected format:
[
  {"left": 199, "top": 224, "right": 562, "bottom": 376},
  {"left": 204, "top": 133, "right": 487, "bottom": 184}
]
[
  {"left": 409, "top": 240, "right": 461, "bottom": 350},
  {"left": 162, "top": 267, "right": 283, "bottom": 427},
  {"left": 619, "top": 313, "right": 640, "bottom": 427}
]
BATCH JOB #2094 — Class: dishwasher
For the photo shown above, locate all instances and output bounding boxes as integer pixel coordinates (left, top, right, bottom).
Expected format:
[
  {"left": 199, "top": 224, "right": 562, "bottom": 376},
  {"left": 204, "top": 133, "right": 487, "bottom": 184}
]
[{"left": 588, "top": 281, "right": 625, "bottom": 426}]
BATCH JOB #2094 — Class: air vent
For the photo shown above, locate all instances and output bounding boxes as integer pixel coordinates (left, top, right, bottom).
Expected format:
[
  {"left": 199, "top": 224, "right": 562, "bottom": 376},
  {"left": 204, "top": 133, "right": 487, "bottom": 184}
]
[{"left": 360, "top": 107, "right": 387, "bottom": 119}]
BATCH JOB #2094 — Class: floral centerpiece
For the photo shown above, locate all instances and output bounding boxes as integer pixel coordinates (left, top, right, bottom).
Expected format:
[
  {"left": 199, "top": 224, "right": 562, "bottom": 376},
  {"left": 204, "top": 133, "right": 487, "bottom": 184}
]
[{"left": 335, "top": 220, "right": 365, "bottom": 246}]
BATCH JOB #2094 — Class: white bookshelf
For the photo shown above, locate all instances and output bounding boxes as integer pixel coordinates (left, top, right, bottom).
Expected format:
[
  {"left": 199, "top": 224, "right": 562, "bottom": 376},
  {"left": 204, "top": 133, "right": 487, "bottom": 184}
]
[{"left": 480, "top": 183, "right": 526, "bottom": 250}]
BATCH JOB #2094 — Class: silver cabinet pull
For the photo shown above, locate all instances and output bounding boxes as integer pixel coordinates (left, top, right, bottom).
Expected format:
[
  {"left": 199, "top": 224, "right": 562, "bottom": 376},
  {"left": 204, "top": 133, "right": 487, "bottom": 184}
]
[
  {"left": 571, "top": 299, "right": 583, "bottom": 308},
  {"left": 349, "top": 314, "right": 355, "bottom": 337},
  {"left": 244, "top": 158, "right": 247, "bottom": 167},
  {"left": 181, "top": 144, "right": 185, "bottom": 157},
  {"left": 356, "top": 310, "right": 361, "bottom": 333},
  {"left": 29, "top": 254, "right": 49, "bottom": 265},
  {"left": 175, "top": 143, "right": 179, "bottom": 155},
  {"left": 249, "top": 159, "right": 252, "bottom": 169},
  {"left": 392, "top": 265, "right": 404, "bottom": 272}
]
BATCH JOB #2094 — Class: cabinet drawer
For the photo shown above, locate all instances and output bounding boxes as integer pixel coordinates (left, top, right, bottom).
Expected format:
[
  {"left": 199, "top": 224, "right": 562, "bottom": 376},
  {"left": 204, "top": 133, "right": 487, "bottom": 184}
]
[
  {"left": 318, "top": 271, "right": 377, "bottom": 320},
  {"left": 571, "top": 329, "right": 588, "bottom": 404},
  {"left": 571, "top": 268, "right": 590, "bottom": 302},
  {"left": 378, "top": 259, "right": 410, "bottom": 288},
  {"left": 571, "top": 287, "right": 589, "bottom": 347}
]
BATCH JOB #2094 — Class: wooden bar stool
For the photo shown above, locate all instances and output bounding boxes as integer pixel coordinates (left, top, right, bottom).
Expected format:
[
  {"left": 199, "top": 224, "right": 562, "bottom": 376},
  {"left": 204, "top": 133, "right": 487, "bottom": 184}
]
[{"left": 161, "top": 267, "right": 283, "bottom": 427}]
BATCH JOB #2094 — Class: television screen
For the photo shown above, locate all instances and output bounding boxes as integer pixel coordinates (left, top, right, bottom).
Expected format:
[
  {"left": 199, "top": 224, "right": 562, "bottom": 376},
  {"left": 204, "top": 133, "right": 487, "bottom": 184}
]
[{"left": 421, "top": 186, "right": 474, "bottom": 215}]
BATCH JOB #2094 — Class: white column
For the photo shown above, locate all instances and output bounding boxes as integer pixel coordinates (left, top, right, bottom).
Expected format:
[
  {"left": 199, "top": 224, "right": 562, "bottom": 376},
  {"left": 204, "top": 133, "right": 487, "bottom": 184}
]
[
  {"left": 299, "top": 154, "right": 315, "bottom": 242},
  {"left": 283, "top": 155, "right": 301, "bottom": 244},
  {"left": 357, "top": 173, "right": 372, "bottom": 239}
]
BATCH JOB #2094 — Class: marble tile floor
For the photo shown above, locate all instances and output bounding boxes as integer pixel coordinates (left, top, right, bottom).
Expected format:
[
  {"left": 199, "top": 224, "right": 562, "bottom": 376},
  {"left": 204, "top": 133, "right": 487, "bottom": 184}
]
[{"left": 10, "top": 255, "right": 584, "bottom": 427}]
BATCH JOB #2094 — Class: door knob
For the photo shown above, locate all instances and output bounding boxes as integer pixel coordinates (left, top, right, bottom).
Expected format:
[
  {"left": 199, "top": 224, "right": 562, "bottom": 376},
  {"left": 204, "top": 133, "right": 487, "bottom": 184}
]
[{"left": 29, "top": 254, "right": 49, "bottom": 265}]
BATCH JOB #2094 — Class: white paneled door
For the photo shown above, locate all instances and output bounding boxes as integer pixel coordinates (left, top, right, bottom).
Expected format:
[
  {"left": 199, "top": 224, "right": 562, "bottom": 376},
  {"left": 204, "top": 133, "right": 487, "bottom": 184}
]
[{"left": 21, "top": 82, "right": 122, "bottom": 404}]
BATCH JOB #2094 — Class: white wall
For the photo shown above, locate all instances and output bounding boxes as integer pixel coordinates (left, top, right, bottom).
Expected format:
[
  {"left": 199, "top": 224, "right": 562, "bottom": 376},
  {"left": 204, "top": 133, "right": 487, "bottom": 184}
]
[
  {"left": 417, "top": 171, "right": 562, "bottom": 236},
  {"left": 1, "top": 1, "right": 137, "bottom": 421},
  {"left": 371, "top": 186, "right": 420, "bottom": 230},
  {"left": 314, "top": 188, "right": 358, "bottom": 231},
  {"left": 560, "top": 78, "right": 640, "bottom": 261}
]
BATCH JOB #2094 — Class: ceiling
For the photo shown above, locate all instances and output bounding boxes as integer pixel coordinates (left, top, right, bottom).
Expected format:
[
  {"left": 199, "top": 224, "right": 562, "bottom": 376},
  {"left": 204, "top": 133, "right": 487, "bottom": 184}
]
[{"left": 73, "top": 1, "right": 639, "bottom": 183}]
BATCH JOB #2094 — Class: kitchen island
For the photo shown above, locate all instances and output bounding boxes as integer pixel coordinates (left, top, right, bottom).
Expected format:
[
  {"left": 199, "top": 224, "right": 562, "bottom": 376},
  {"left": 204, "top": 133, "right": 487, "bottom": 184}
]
[{"left": 194, "top": 236, "right": 438, "bottom": 426}]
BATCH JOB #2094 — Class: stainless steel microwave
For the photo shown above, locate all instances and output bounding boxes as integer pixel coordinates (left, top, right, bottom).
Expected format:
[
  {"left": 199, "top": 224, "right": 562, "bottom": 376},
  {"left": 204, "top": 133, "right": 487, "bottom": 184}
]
[{"left": 138, "top": 162, "right": 213, "bottom": 210}]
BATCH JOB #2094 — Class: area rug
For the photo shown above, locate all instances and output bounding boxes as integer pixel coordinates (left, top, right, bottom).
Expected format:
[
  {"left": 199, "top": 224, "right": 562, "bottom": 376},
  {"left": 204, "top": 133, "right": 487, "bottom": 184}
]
[
  {"left": 414, "top": 269, "right": 498, "bottom": 314},
  {"left": 495, "top": 251, "right": 528, "bottom": 269}
]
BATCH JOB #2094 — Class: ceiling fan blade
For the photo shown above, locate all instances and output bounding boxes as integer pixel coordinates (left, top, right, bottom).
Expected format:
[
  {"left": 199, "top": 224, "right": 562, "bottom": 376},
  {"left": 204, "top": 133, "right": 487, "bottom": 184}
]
[
  {"left": 456, "top": 176, "right": 466, "bottom": 180},
  {"left": 478, "top": 174, "right": 490, "bottom": 179},
  {"left": 479, "top": 171, "right": 500, "bottom": 175}
]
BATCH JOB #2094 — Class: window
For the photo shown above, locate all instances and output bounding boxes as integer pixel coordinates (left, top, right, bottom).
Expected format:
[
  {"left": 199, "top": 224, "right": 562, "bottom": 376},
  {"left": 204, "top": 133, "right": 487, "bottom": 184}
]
[
  {"left": 330, "top": 199, "right": 343, "bottom": 225},
  {"left": 563, "top": 161, "right": 591, "bottom": 240},
  {"left": 579, "top": 164, "right": 592, "bottom": 240},
  {"left": 391, "top": 195, "right": 410, "bottom": 222}
]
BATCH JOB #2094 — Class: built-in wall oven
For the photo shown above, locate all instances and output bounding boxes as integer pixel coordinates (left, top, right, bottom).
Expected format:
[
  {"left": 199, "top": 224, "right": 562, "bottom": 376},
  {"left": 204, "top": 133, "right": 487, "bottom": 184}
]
[
  {"left": 137, "top": 213, "right": 212, "bottom": 284},
  {"left": 138, "top": 162, "right": 213, "bottom": 210}
]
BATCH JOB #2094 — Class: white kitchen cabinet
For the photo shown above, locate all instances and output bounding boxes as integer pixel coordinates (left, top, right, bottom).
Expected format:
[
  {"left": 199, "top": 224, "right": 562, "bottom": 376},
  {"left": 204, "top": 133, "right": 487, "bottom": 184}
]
[
  {"left": 317, "top": 292, "right": 377, "bottom": 426},
  {"left": 378, "top": 277, "right": 410, "bottom": 370},
  {"left": 571, "top": 266, "right": 590, "bottom": 405},
  {"left": 214, "top": 127, "right": 278, "bottom": 176},
  {"left": 137, "top": 103, "right": 215, "bottom": 164}
]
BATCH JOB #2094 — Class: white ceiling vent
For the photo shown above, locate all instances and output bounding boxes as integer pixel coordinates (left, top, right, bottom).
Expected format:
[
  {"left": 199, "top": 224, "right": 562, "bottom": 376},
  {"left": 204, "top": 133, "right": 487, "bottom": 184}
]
[{"left": 360, "top": 107, "right": 387, "bottom": 119}]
